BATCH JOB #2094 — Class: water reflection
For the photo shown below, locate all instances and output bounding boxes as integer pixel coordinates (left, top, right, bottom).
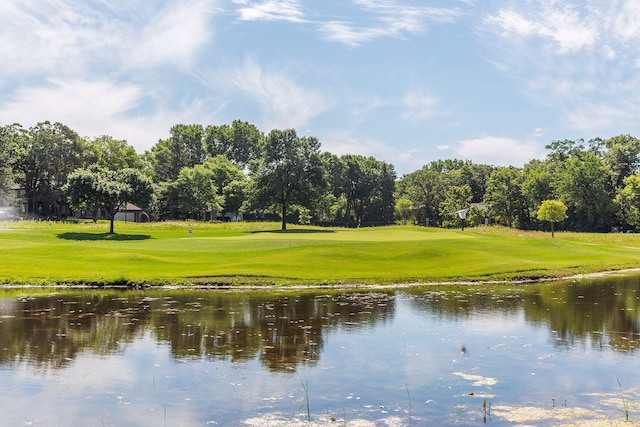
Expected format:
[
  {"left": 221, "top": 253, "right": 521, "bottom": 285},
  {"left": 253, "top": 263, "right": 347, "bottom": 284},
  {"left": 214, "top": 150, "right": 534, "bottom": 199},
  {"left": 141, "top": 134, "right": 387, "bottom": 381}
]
[
  {"left": 0, "top": 291, "right": 396, "bottom": 371},
  {"left": 1, "top": 275, "right": 639, "bottom": 373}
]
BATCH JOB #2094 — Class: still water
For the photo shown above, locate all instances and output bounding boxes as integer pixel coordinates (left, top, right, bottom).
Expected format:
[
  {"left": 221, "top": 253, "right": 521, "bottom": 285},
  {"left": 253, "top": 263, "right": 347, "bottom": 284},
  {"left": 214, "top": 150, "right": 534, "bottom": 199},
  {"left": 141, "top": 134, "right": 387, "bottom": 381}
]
[{"left": 1, "top": 275, "right": 640, "bottom": 426}]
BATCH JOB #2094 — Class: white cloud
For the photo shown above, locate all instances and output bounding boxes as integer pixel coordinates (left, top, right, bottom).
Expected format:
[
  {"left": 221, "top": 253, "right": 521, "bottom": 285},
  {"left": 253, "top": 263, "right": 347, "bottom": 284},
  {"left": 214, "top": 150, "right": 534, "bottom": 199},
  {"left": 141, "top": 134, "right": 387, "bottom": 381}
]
[
  {"left": 320, "top": 1, "right": 461, "bottom": 46},
  {"left": 401, "top": 90, "right": 440, "bottom": 122},
  {"left": 221, "top": 57, "right": 328, "bottom": 131},
  {"left": 0, "top": 79, "right": 208, "bottom": 152},
  {"left": 0, "top": 0, "right": 217, "bottom": 83},
  {"left": 482, "top": 1, "right": 640, "bottom": 136},
  {"left": 130, "top": 0, "right": 216, "bottom": 69},
  {"left": 233, "top": 0, "right": 305, "bottom": 23},
  {"left": 455, "top": 136, "right": 545, "bottom": 166},
  {"left": 0, "top": 79, "right": 141, "bottom": 131},
  {"left": 321, "top": 129, "right": 425, "bottom": 173},
  {"left": 486, "top": 4, "right": 599, "bottom": 54}
]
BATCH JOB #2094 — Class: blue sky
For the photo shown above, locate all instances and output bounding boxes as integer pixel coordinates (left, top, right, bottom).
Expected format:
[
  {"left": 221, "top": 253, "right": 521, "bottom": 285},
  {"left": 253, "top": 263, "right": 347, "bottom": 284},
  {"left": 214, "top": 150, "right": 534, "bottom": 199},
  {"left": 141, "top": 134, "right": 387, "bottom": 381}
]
[{"left": 1, "top": 1, "right": 639, "bottom": 175}]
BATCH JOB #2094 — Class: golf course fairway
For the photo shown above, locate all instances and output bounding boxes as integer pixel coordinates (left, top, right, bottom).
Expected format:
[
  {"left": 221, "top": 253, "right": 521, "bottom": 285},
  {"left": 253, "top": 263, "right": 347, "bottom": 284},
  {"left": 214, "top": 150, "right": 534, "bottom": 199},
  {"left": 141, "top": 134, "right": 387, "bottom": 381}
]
[{"left": 1, "top": 221, "right": 640, "bottom": 286}]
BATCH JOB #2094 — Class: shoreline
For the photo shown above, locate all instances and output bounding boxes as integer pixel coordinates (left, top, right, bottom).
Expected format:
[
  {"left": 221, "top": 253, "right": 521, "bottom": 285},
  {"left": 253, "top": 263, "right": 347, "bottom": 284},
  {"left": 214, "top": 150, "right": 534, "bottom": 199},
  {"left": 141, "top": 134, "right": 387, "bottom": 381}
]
[{"left": 2, "top": 268, "right": 640, "bottom": 291}]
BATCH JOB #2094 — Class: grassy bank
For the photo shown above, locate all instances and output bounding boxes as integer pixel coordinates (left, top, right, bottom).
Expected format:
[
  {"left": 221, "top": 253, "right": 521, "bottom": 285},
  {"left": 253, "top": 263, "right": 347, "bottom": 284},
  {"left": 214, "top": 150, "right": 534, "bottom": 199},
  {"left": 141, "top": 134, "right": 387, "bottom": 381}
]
[{"left": 1, "top": 220, "right": 640, "bottom": 286}]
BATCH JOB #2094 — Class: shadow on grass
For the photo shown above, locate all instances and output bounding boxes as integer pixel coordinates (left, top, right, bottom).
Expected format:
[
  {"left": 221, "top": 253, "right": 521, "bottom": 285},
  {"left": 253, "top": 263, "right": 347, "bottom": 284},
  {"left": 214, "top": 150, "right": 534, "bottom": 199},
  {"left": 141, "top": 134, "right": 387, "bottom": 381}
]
[
  {"left": 251, "top": 229, "right": 335, "bottom": 234},
  {"left": 57, "top": 232, "right": 152, "bottom": 241}
]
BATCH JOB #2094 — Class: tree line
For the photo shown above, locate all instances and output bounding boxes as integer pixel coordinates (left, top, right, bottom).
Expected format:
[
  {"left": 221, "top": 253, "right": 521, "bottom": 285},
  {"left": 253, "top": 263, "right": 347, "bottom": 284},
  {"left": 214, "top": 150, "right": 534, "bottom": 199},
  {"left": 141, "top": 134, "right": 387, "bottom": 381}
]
[{"left": 1, "top": 120, "right": 639, "bottom": 233}]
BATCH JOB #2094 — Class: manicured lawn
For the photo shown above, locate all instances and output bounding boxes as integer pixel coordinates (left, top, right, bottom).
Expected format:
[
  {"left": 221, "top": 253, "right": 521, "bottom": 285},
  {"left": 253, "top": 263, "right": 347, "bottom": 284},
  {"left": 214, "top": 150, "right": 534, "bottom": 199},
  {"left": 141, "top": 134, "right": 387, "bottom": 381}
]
[{"left": 1, "top": 220, "right": 640, "bottom": 286}]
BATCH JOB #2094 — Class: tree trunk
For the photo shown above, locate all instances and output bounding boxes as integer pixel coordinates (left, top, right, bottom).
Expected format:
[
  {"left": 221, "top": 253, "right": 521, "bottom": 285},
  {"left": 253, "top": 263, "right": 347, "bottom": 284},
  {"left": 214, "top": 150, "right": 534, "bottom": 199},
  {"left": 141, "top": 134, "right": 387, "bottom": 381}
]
[
  {"left": 109, "top": 217, "right": 115, "bottom": 234},
  {"left": 551, "top": 222, "right": 555, "bottom": 238},
  {"left": 281, "top": 201, "right": 287, "bottom": 231}
]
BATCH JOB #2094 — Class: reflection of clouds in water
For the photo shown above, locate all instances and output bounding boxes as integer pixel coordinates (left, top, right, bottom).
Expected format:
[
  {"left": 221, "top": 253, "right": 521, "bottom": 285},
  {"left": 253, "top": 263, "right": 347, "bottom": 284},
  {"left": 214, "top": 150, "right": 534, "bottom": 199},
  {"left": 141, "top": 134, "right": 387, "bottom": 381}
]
[
  {"left": 453, "top": 371, "right": 497, "bottom": 386},
  {"left": 2, "top": 333, "right": 205, "bottom": 427}
]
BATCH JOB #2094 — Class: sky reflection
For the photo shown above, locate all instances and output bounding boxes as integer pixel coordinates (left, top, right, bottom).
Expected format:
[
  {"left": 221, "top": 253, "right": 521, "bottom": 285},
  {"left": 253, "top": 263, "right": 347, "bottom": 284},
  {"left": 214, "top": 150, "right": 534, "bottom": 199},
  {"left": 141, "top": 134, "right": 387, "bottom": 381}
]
[{"left": 0, "top": 276, "right": 639, "bottom": 425}]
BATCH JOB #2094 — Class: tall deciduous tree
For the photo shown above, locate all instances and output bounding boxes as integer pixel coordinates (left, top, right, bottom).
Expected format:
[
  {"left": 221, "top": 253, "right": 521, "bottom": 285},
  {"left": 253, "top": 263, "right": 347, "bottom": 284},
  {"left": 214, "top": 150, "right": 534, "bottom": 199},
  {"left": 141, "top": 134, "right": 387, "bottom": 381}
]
[
  {"left": 160, "top": 164, "right": 222, "bottom": 221},
  {"left": 90, "top": 135, "right": 143, "bottom": 171},
  {"left": 13, "top": 121, "right": 90, "bottom": 218},
  {"left": 204, "top": 120, "right": 263, "bottom": 168},
  {"left": 203, "top": 155, "right": 247, "bottom": 217},
  {"left": 397, "top": 167, "right": 446, "bottom": 225},
  {"left": 537, "top": 200, "right": 568, "bottom": 237},
  {"left": 439, "top": 184, "right": 472, "bottom": 228},
  {"left": 65, "top": 166, "right": 153, "bottom": 234},
  {"left": 553, "top": 151, "right": 615, "bottom": 232},
  {"left": 249, "top": 129, "right": 326, "bottom": 230},
  {"left": 0, "top": 124, "right": 23, "bottom": 206},
  {"left": 618, "top": 174, "right": 640, "bottom": 231},
  {"left": 150, "top": 124, "right": 206, "bottom": 183},
  {"left": 340, "top": 155, "right": 395, "bottom": 225},
  {"left": 484, "top": 166, "right": 529, "bottom": 228}
]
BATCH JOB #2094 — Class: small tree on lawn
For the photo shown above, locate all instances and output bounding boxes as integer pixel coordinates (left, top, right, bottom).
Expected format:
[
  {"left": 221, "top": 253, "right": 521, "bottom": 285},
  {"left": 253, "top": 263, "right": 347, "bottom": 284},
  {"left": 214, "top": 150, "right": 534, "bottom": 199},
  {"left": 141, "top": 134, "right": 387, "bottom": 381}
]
[
  {"left": 65, "top": 165, "right": 154, "bottom": 234},
  {"left": 537, "top": 199, "right": 567, "bottom": 238}
]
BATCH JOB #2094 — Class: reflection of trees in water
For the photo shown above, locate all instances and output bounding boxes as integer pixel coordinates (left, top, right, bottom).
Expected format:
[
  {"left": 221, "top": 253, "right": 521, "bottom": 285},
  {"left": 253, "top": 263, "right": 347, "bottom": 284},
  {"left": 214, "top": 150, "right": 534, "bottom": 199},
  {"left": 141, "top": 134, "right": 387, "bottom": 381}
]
[
  {"left": 0, "top": 290, "right": 395, "bottom": 371},
  {"left": 0, "top": 293, "right": 151, "bottom": 369},
  {"left": 403, "top": 285, "right": 525, "bottom": 318},
  {"left": 4, "top": 276, "right": 637, "bottom": 372},
  {"left": 404, "top": 277, "right": 640, "bottom": 354},
  {"left": 524, "top": 276, "right": 640, "bottom": 352}
]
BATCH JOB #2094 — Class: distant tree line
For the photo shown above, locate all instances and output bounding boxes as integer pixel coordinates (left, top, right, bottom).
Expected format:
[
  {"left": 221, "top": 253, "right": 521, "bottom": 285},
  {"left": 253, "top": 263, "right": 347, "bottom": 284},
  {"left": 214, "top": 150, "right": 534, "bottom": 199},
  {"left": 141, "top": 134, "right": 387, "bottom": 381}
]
[{"left": 1, "top": 120, "right": 640, "bottom": 233}]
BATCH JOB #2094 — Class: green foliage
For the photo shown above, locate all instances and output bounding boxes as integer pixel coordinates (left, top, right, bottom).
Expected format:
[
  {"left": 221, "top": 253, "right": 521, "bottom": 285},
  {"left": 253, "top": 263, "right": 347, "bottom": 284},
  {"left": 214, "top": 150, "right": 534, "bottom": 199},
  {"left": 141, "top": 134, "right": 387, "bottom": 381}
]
[
  {"left": 484, "top": 166, "right": 529, "bottom": 228},
  {"left": 65, "top": 165, "right": 153, "bottom": 233},
  {"left": 204, "top": 120, "right": 263, "bottom": 168},
  {"left": 158, "top": 164, "right": 222, "bottom": 221},
  {"left": 11, "top": 121, "right": 90, "bottom": 218},
  {"left": 619, "top": 174, "right": 640, "bottom": 231},
  {"left": 440, "top": 184, "right": 472, "bottom": 228},
  {"left": 249, "top": 129, "right": 327, "bottom": 230},
  {"left": 394, "top": 197, "right": 413, "bottom": 223},
  {"left": 537, "top": 200, "right": 568, "bottom": 237},
  {"left": 340, "top": 154, "right": 396, "bottom": 225}
]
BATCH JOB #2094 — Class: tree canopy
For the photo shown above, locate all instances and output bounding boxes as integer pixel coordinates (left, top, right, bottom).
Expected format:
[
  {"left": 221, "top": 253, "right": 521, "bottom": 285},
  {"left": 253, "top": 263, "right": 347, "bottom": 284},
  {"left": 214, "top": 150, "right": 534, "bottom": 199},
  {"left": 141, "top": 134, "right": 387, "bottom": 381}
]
[
  {"left": 65, "top": 166, "right": 153, "bottom": 234},
  {"left": 249, "top": 129, "right": 326, "bottom": 230},
  {"left": 537, "top": 200, "right": 568, "bottom": 238}
]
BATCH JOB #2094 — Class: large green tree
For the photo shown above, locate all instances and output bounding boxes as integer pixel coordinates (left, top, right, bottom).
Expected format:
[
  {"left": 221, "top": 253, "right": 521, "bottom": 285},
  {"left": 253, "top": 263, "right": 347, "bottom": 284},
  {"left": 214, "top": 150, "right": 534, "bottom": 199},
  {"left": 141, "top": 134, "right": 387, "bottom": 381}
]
[
  {"left": 340, "top": 155, "right": 395, "bottom": 225},
  {"left": 202, "top": 155, "right": 247, "bottom": 217},
  {"left": 65, "top": 166, "right": 153, "bottom": 234},
  {"left": 397, "top": 167, "right": 446, "bottom": 225},
  {"left": 13, "top": 121, "right": 91, "bottom": 218},
  {"left": 149, "top": 124, "right": 206, "bottom": 183},
  {"left": 553, "top": 151, "right": 615, "bottom": 232},
  {"left": 249, "top": 129, "right": 326, "bottom": 230},
  {"left": 618, "top": 174, "right": 640, "bottom": 231},
  {"left": 204, "top": 120, "right": 263, "bottom": 168},
  {"left": 484, "top": 166, "right": 529, "bottom": 228},
  {"left": 159, "top": 164, "right": 222, "bottom": 221},
  {"left": 90, "top": 135, "right": 143, "bottom": 171},
  {"left": 0, "top": 124, "right": 22, "bottom": 206},
  {"left": 440, "top": 184, "right": 472, "bottom": 228}
]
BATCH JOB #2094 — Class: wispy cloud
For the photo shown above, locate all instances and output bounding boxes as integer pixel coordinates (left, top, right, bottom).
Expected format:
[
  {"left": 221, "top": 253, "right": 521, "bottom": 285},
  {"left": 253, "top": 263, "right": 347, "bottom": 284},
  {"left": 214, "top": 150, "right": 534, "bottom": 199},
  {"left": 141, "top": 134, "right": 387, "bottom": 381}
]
[
  {"left": 486, "top": 5, "right": 598, "bottom": 53},
  {"left": 130, "top": 0, "right": 216, "bottom": 69},
  {"left": 221, "top": 57, "right": 328, "bottom": 131},
  {"left": 232, "top": 0, "right": 305, "bottom": 23},
  {"left": 319, "top": 1, "right": 462, "bottom": 46},
  {"left": 482, "top": 0, "right": 640, "bottom": 136},
  {"left": 400, "top": 90, "right": 440, "bottom": 122},
  {"left": 455, "top": 136, "right": 545, "bottom": 166},
  {"left": 0, "top": 78, "right": 209, "bottom": 150},
  {"left": 0, "top": 0, "right": 217, "bottom": 82}
]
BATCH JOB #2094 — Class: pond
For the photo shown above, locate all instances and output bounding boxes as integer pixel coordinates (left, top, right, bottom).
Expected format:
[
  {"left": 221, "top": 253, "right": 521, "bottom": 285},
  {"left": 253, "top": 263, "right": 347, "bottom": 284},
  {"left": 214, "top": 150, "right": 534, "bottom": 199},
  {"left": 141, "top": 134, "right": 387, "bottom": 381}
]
[{"left": 1, "top": 274, "right": 639, "bottom": 426}]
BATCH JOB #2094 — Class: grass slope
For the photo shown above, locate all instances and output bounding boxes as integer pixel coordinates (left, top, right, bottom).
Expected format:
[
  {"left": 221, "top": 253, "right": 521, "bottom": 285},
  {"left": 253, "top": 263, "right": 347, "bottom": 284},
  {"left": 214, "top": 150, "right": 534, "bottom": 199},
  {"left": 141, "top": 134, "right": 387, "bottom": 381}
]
[{"left": 1, "top": 220, "right": 640, "bottom": 286}]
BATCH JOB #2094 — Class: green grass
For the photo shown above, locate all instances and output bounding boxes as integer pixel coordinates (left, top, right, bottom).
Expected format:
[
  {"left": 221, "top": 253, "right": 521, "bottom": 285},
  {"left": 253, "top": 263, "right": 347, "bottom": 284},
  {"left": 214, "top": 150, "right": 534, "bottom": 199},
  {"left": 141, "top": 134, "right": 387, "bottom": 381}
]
[{"left": 1, "top": 220, "right": 640, "bottom": 286}]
